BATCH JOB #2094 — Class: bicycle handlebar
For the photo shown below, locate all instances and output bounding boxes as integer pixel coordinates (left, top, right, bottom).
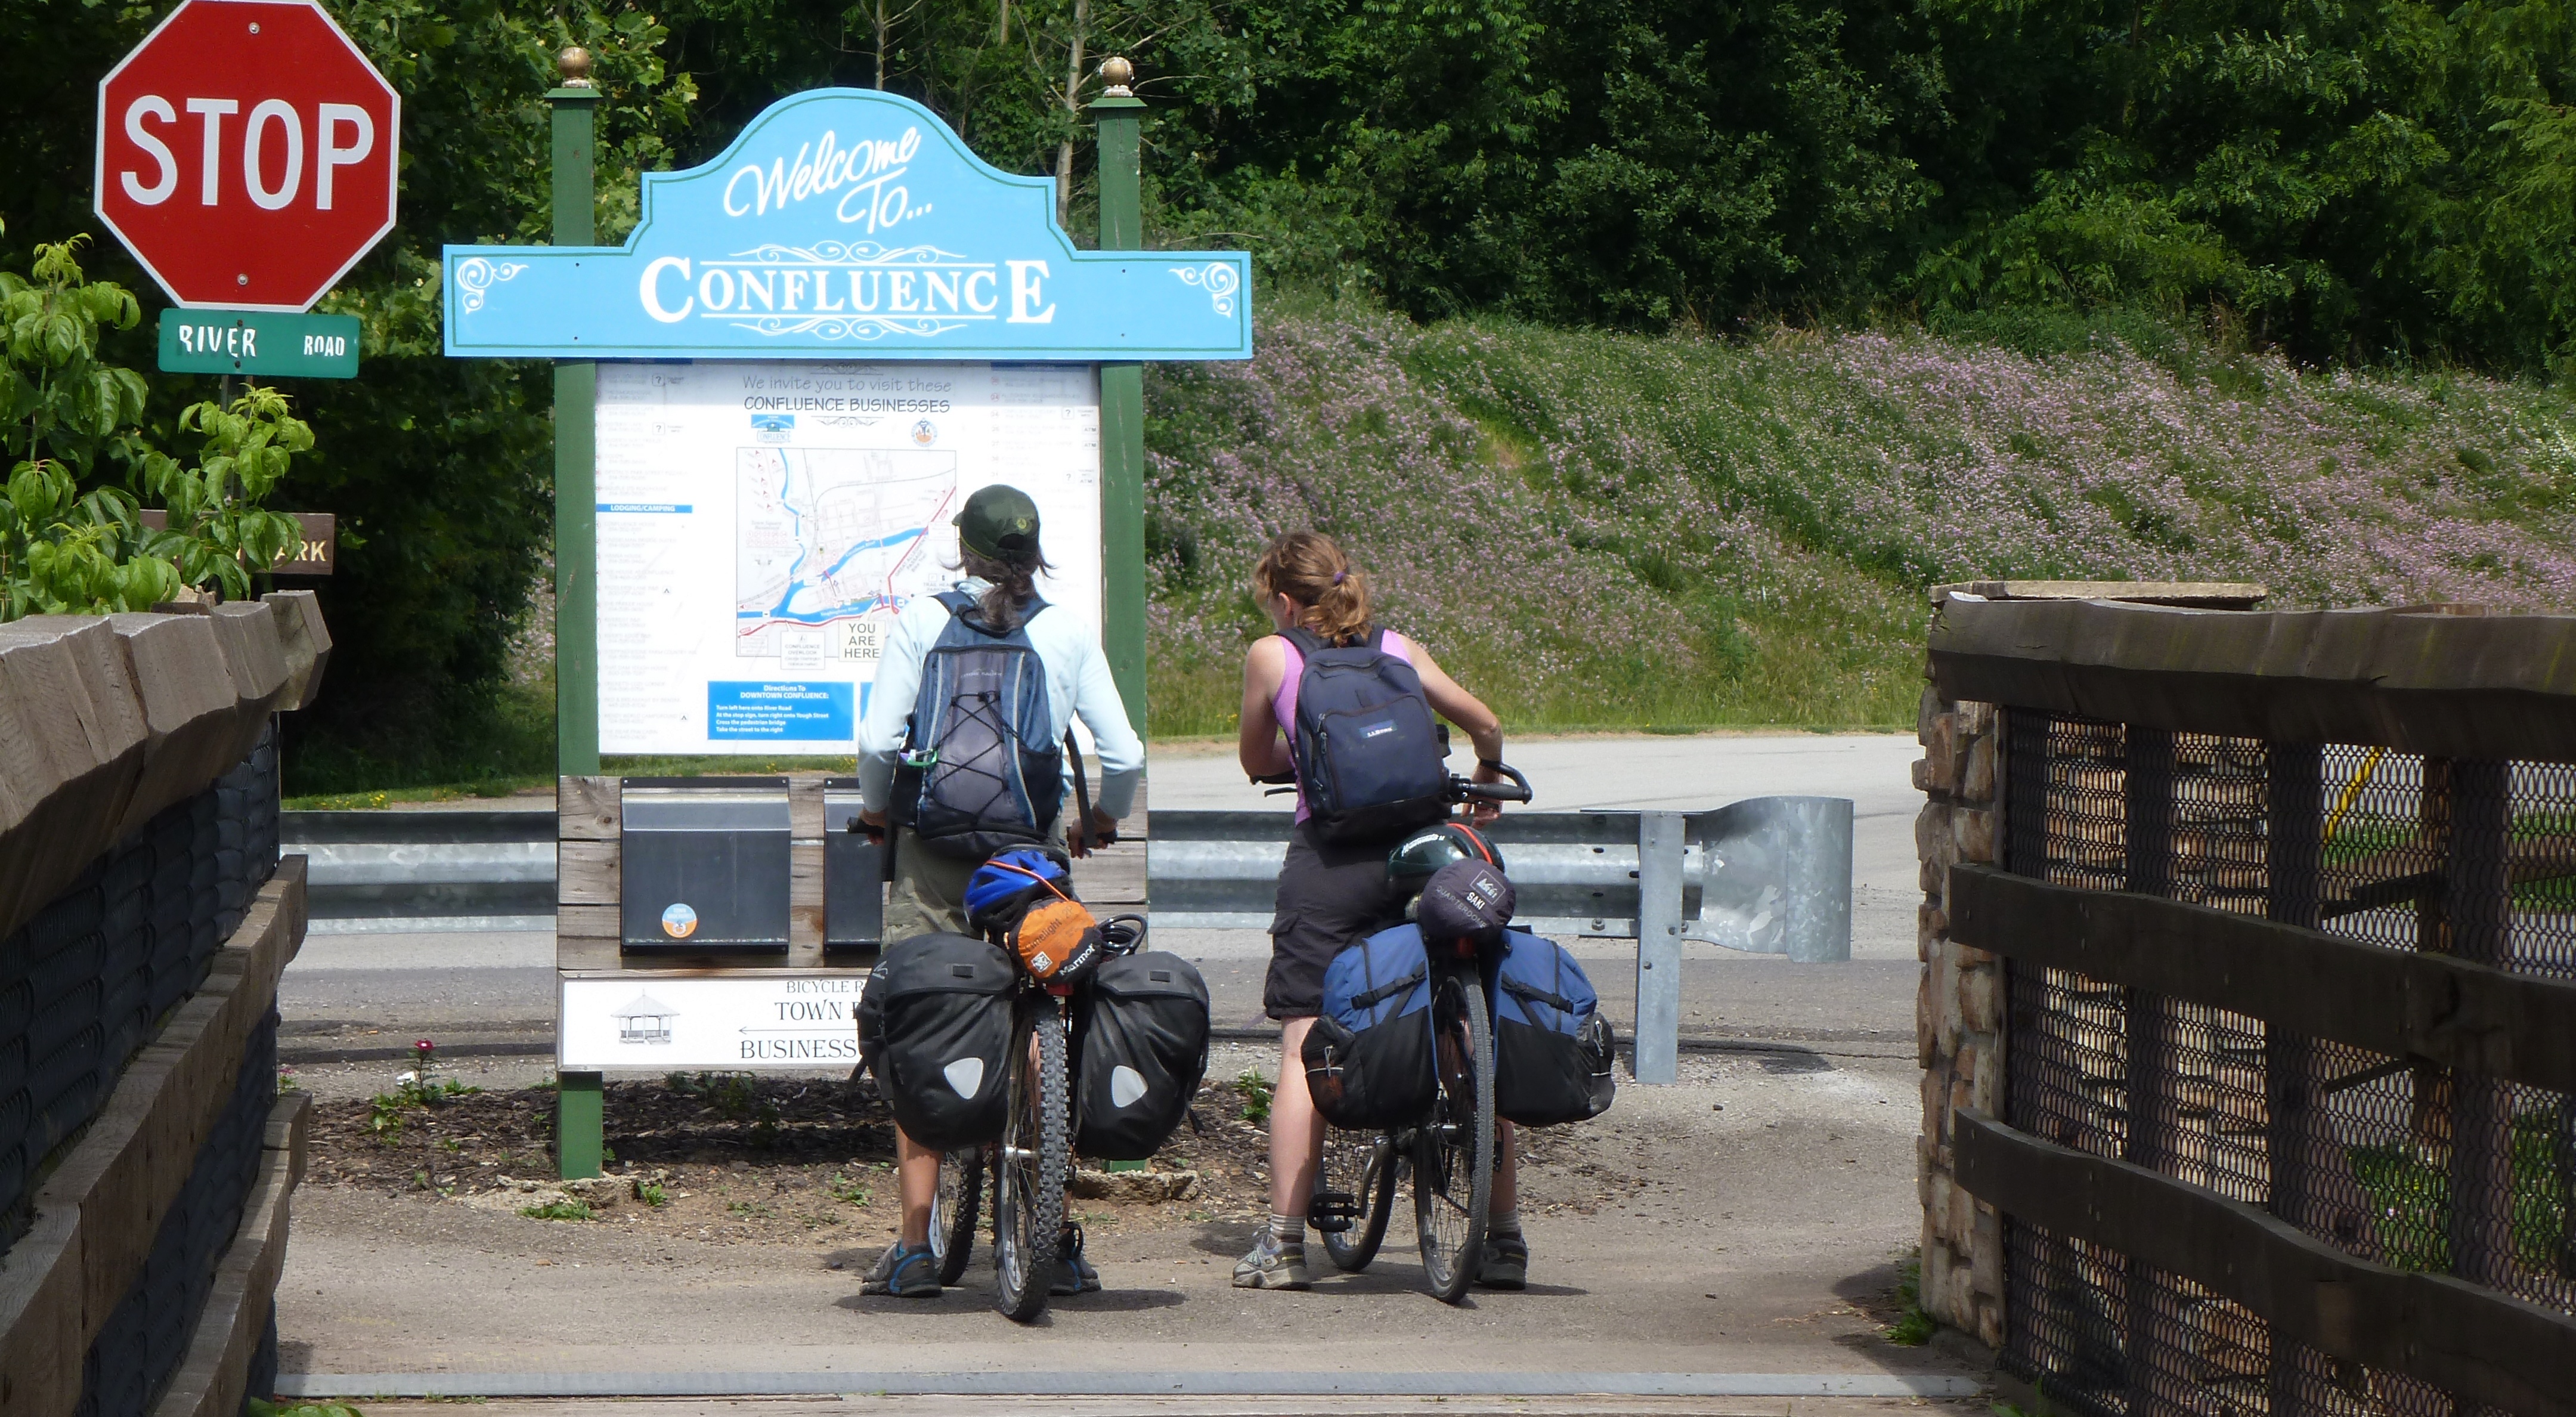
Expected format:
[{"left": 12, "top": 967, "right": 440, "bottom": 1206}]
[
  {"left": 1449, "top": 762, "right": 1533, "bottom": 805},
  {"left": 1245, "top": 764, "right": 1534, "bottom": 804}
]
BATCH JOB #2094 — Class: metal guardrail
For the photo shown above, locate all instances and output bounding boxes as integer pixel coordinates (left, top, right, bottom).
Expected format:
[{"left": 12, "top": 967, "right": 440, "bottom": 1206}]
[
  {"left": 1150, "top": 797, "right": 1856, "bottom": 1082},
  {"left": 287, "top": 797, "right": 1857, "bottom": 1083},
  {"left": 284, "top": 809, "right": 555, "bottom": 928}
]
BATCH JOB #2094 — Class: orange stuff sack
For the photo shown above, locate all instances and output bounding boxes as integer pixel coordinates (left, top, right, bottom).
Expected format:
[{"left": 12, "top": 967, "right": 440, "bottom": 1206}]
[{"left": 1011, "top": 897, "right": 1103, "bottom": 984}]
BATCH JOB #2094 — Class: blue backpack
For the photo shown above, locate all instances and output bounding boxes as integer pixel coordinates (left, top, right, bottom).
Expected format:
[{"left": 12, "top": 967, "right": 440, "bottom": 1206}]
[
  {"left": 1283, "top": 626, "right": 1450, "bottom": 844},
  {"left": 892, "top": 592, "right": 1062, "bottom": 859},
  {"left": 1492, "top": 930, "right": 1617, "bottom": 1127},
  {"left": 1301, "top": 923, "right": 1438, "bottom": 1130}
]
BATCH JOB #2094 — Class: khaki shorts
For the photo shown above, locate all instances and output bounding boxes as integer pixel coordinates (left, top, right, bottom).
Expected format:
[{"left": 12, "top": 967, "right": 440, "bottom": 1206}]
[{"left": 881, "top": 800, "right": 1072, "bottom": 943}]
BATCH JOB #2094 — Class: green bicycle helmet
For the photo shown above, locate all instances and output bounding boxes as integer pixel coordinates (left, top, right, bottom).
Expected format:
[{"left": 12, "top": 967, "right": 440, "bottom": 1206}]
[{"left": 1386, "top": 822, "right": 1505, "bottom": 896}]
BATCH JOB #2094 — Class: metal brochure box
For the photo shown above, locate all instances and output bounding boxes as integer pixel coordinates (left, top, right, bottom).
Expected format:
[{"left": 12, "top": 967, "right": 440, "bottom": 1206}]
[
  {"left": 620, "top": 778, "right": 791, "bottom": 956},
  {"left": 821, "top": 778, "right": 886, "bottom": 958}
]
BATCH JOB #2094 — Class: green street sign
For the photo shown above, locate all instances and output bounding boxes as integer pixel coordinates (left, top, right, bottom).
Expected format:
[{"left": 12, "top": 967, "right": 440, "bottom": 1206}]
[{"left": 157, "top": 309, "right": 361, "bottom": 379}]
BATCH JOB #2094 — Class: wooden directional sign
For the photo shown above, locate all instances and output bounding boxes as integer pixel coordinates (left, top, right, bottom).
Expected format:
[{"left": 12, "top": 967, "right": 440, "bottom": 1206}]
[
  {"left": 95, "top": 0, "right": 401, "bottom": 311},
  {"left": 139, "top": 509, "right": 335, "bottom": 574}
]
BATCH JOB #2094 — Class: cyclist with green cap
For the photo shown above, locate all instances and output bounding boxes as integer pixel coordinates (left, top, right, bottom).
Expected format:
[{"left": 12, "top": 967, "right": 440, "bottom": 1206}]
[{"left": 853, "top": 482, "right": 1141, "bottom": 1300}]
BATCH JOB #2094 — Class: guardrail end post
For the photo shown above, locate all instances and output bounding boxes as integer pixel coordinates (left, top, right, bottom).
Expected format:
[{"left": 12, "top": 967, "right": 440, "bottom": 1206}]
[{"left": 1633, "top": 810, "right": 1684, "bottom": 1084}]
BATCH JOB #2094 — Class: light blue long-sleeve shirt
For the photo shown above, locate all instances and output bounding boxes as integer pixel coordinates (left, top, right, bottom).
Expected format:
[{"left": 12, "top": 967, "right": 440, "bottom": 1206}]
[{"left": 855, "top": 581, "right": 1143, "bottom": 819}]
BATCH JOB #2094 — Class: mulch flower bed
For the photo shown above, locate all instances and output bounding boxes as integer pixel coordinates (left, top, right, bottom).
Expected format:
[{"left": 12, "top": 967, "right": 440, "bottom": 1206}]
[{"left": 301, "top": 1069, "right": 1289, "bottom": 1243}]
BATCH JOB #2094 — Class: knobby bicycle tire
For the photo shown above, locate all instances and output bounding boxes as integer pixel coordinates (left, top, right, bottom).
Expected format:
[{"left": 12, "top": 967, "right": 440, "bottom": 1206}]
[
  {"left": 930, "top": 1144, "right": 983, "bottom": 1285},
  {"left": 1414, "top": 972, "right": 1494, "bottom": 1304},
  {"left": 991, "top": 1003, "right": 1068, "bottom": 1322},
  {"left": 1318, "top": 1129, "right": 1400, "bottom": 1273}
]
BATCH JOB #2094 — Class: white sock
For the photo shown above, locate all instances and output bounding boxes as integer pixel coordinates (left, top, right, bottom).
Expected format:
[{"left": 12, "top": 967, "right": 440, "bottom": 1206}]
[
  {"left": 1489, "top": 1208, "right": 1521, "bottom": 1237},
  {"left": 1267, "top": 1212, "right": 1306, "bottom": 1246}
]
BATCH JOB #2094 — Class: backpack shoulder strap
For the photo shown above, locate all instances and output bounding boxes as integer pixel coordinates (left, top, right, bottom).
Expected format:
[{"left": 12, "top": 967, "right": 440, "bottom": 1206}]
[{"left": 1279, "top": 626, "right": 1328, "bottom": 658}]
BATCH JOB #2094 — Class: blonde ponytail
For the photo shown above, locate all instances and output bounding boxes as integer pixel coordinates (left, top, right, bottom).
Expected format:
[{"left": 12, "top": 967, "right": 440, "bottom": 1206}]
[{"left": 1250, "top": 530, "right": 1371, "bottom": 645}]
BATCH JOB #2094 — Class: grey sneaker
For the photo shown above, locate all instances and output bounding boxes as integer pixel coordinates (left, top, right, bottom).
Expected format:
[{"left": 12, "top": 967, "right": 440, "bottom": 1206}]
[
  {"left": 1051, "top": 1224, "right": 1102, "bottom": 1295},
  {"left": 1231, "top": 1231, "right": 1312, "bottom": 1290},
  {"left": 1476, "top": 1231, "right": 1528, "bottom": 1290},
  {"left": 860, "top": 1242, "right": 941, "bottom": 1298}
]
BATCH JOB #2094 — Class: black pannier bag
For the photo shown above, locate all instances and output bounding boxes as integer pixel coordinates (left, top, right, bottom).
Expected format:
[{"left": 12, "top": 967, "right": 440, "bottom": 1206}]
[
  {"left": 1491, "top": 929, "right": 1616, "bottom": 1127},
  {"left": 1301, "top": 924, "right": 1437, "bottom": 1130},
  {"left": 1072, "top": 950, "right": 1211, "bottom": 1159},
  {"left": 857, "top": 932, "right": 1016, "bottom": 1150}
]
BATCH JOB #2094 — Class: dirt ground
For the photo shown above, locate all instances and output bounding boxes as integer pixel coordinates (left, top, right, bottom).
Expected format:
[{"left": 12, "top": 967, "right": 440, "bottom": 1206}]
[{"left": 302, "top": 1054, "right": 1672, "bottom": 1255}]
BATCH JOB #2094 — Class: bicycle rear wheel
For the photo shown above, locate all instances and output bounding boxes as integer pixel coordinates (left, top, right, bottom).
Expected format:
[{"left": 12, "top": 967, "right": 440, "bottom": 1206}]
[
  {"left": 1413, "top": 971, "right": 1494, "bottom": 1304},
  {"left": 930, "top": 1144, "right": 983, "bottom": 1285},
  {"left": 1317, "top": 1129, "right": 1400, "bottom": 1273},
  {"left": 990, "top": 1002, "right": 1068, "bottom": 1322}
]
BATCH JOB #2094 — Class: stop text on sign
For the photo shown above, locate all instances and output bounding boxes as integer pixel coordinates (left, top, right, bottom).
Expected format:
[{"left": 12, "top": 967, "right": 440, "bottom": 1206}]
[
  {"left": 95, "top": 1, "right": 401, "bottom": 313},
  {"left": 116, "top": 97, "right": 379, "bottom": 213}
]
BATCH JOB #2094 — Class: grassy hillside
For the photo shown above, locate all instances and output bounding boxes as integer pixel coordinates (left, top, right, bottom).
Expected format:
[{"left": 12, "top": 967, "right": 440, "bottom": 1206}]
[
  {"left": 1141, "top": 302, "right": 2576, "bottom": 737},
  {"left": 286, "top": 304, "right": 2576, "bottom": 797}
]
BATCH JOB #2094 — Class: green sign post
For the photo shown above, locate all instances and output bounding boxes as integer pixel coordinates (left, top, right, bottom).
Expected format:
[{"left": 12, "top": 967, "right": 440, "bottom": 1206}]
[
  {"left": 1092, "top": 76, "right": 1150, "bottom": 744},
  {"left": 549, "top": 49, "right": 607, "bottom": 1181},
  {"left": 157, "top": 308, "right": 363, "bottom": 379}
]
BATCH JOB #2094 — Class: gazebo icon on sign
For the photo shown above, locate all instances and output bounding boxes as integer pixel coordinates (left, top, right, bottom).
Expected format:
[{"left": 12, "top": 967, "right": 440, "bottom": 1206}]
[{"left": 614, "top": 994, "right": 678, "bottom": 1045}]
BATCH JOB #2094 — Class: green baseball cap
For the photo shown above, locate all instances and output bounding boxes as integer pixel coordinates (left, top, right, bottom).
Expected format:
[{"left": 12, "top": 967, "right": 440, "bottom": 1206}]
[{"left": 955, "top": 484, "right": 1042, "bottom": 562}]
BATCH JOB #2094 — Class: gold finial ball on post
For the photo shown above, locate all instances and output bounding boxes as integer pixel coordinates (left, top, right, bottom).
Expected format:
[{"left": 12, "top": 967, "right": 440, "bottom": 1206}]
[
  {"left": 557, "top": 46, "right": 596, "bottom": 87},
  {"left": 1098, "top": 55, "right": 1135, "bottom": 96}
]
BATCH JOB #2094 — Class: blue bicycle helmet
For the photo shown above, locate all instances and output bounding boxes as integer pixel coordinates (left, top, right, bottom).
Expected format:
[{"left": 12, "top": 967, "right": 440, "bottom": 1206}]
[{"left": 964, "top": 847, "right": 1073, "bottom": 938}]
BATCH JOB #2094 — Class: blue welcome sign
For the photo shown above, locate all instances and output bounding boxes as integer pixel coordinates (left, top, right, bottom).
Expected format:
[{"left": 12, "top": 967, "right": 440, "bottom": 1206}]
[{"left": 442, "top": 89, "right": 1250, "bottom": 361}]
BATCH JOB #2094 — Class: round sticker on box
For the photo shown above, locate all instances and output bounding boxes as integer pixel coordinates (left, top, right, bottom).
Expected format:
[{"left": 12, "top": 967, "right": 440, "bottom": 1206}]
[{"left": 661, "top": 902, "right": 699, "bottom": 939}]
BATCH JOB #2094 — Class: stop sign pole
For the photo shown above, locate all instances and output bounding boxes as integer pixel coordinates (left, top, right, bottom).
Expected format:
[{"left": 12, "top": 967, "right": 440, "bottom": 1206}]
[{"left": 95, "top": 0, "right": 398, "bottom": 377}]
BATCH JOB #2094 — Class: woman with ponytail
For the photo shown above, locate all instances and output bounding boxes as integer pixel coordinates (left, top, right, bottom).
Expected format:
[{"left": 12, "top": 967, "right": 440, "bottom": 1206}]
[{"left": 1230, "top": 530, "right": 1529, "bottom": 1292}]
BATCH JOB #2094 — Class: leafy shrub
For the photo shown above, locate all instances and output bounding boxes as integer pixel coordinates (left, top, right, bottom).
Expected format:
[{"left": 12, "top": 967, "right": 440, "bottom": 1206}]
[{"left": 1, "top": 234, "right": 304, "bottom": 618}]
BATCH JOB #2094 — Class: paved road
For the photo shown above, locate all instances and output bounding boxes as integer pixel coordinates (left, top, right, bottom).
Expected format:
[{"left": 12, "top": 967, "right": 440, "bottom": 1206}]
[{"left": 277, "top": 733, "right": 1927, "bottom": 1072}]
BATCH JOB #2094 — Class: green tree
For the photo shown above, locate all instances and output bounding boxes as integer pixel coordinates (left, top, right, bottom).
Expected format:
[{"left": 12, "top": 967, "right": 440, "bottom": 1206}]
[{"left": 1, "top": 233, "right": 306, "bottom": 619}]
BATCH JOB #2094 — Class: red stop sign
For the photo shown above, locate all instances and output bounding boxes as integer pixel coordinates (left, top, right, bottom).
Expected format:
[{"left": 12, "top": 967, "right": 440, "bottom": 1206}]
[{"left": 94, "top": 0, "right": 400, "bottom": 311}]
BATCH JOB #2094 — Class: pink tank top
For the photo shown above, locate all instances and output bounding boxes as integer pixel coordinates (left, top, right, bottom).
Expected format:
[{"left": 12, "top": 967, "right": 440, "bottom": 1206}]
[{"left": 1273, "top": 628, "right": 1417, "bottom": 823}]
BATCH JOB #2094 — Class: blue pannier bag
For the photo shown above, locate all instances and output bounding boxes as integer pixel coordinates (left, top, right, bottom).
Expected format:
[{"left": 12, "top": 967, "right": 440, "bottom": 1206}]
[
  {"left": 1492, "top": 929, "right": 1617, "bottom": 1127},
  {"left": 1281, "top": 626, "right": 1450, "bottom": 845},
  {"left": 1301, "top": 923, "right": 1437, "bottom": 1130}
]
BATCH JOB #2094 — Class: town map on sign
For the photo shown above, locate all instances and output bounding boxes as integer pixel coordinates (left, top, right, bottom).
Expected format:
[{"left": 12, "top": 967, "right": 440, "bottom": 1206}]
[{"left": 735, "top": 447, "right": 958, "bottom": 659}]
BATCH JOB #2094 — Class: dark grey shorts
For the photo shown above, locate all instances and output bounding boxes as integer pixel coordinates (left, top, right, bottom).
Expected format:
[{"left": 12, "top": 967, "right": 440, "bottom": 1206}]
[{"left": 1264, "top": 821, "right": 1412, "bottom": 1020}]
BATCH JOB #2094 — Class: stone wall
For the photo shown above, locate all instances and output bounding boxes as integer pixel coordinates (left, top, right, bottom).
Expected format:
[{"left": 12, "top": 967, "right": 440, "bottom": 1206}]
[
  {"left": 1914, "top": 679, "right": 2005, "bottom": 1348},
  {"left": 0, "top": 594, "right": 327, "bottom": 1417},
  {"left": 0, "top": 594, "right": 327, "bottom": 948}
]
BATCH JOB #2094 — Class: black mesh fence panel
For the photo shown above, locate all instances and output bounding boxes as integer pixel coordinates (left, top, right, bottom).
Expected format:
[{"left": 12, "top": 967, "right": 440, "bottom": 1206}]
[{"left": 1995, "top": 713, "right": 2576, "bottom": 1417}]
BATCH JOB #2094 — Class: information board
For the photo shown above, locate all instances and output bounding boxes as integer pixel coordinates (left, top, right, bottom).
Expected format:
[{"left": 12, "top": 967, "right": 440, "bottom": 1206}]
[{"left": 594, "top": 358, "right": 1101, "bottom": 754}]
